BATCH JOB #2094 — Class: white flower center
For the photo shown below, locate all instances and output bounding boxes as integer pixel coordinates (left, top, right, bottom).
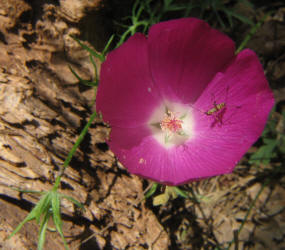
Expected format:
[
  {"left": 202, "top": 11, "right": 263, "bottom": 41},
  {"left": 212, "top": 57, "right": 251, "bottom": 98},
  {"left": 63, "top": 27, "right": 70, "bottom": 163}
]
[{"left": 148, "top": 101, "right": 195, "bottom": 148}]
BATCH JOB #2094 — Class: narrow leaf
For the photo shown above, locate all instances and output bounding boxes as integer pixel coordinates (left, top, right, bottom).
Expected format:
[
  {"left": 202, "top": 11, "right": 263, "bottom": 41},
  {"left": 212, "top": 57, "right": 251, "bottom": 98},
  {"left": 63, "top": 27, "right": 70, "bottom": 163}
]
[
  {"left": 60, "top": 194, "right": 85, "bottom": 211},
  {"left": 53, "top": 110, "right": 97, "bottom": 189},
  {"left": 8, "top": 211, "right": 36, "bottom": 239},
  {"left": 68, "top": 65, "right": 97, "bottom": 87},
  {"left": 225, "top": 9, "right": 254, "bottom": 26},
  {"left": 51, "top": 192, "right": 69, "bottom": 250},
  {"left": 8, "top": 193, "right": 50, "bottom": 239},
  {"left": 51, "top": 192, "right": 62, "bottom": 229},
  {"left": 36, "top": 192, "right": 52, "bottom": 224},
  {"left": 38, "top": 210, "right": 51, "bottom": 250},
  {"left": 70, "top": 35, "right": 104, "bottom": 62},
  {"left": 236, "top": 12, "right": 272, "bottom": 54},
  {"left": 9, "top": 187, "right": 44, "bottom": 194},
  {"left": 144, "top": 183, "right": 158, "bottom": 199},
  {"left": 249, "top": 140, "right": 278, "bottom": 165},
  {"left": 102, "top": 34, "right": 115, "bottom": 57},
  {"left": 173, "top": 187, "right": 189, "bottom": 198},
  {"left": 9, "top": 192, "right": 53, "bottom": 239},
  {"left": 89, "top": 54, "right": 98, "bottom": 85}
]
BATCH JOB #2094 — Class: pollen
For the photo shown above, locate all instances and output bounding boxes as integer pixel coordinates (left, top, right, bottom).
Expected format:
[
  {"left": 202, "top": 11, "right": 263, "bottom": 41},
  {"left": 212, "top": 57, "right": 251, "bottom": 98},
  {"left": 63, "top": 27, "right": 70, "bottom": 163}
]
[{"left": 160, "top": 110, "right": 183, "bottom": 134}]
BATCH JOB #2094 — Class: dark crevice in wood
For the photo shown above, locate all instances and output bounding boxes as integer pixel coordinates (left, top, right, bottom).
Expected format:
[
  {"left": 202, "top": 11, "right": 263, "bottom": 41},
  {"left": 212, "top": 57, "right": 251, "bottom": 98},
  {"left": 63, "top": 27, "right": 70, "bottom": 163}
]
[
  {"left": 0, "top": 31, "right": 7, "bottom": 45},
  {"left": 22, "top": 119, "right": 40, "bottom": 128},
  {"left": 96, "top": 142, "right": 109, "bottom": 152},
  {"left": 0, "top": 156, "right": 27, "bottom": 168},
  {"left": 0, "top": 194, "right": 33, "bottom": 211},
  {"left": 60, "top": 99, "right": 88, "bottom": 117},
  {"left": 23, "top": 0, "right": 60, "bottom": 27},
  {"left": 25, "top": 59, "right": 42, "bottom": 69},
  {"left": 60, "top": 181, "right": 74, "bottom": 191}
]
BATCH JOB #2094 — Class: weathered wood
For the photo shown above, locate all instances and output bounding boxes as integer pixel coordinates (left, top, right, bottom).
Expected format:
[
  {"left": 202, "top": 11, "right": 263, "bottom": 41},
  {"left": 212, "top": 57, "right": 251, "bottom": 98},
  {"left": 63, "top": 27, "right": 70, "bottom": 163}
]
[{"left": 0, "top": 0, "right": 169, "bottom": 249}]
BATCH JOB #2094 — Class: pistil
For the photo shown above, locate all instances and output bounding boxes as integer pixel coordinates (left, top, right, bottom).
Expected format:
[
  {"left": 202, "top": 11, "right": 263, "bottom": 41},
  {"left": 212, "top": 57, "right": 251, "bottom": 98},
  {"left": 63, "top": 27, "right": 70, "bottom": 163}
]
[{"left": 160, "top": 110, "right": 183, "bottom": 136}]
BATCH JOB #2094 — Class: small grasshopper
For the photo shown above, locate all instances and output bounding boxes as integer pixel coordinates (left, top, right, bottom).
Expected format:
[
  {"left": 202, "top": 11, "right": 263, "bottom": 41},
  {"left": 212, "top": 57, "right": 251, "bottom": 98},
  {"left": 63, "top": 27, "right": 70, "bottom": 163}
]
[
  {"left": 204, "top": 86, "right": 232, "bottom": 127},
  {"left": 191, "top": 87, "right": 229, "bottom": 127},
  {"left": 205, "top": 102, "right": 226, "bottom": 116},
  {"left": 204, "top": 101, "right": 226, "bottom": 126},
  {"left": 191, "top": 86, "right": 242, "bottom": 129}
]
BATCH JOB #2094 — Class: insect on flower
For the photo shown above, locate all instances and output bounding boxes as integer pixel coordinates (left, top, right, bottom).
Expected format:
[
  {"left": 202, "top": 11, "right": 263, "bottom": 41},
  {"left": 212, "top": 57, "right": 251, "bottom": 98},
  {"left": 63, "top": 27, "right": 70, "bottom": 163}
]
[
  {"left": 189, "top": 98, "right": 227, "bottom": 128},
  {"left": 192, "top": 86, "right": 237, "bottom": 127},
  {"left": 204, "top": 99, "right": 227, "bottom": 127},
  {"left": 96, "top": 18, "right": 274, "bottom": 185}
]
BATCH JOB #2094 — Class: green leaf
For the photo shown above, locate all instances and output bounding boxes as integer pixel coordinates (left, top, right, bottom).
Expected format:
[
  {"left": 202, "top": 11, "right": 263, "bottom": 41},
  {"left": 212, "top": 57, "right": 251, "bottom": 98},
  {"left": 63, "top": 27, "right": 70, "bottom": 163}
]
[
  {"left": 70, "top": 35, "right": 104, "bottom": 62},
  {"left": 262, "top": 117, "right": 276, "bottom": 137},
  {"left": 183, "top": 3, "right": 197, "bottom": 17},
  {"left": 51, "top": 191, "right": 69, "bottom": 250},
  {"left": 225, "top": 179, "right": 270, "bottom": 250},
  {"left": 173, "top": 187, "right": 189, "bottom": 198},
  {"left": 8, "top": 210, "right": 36, "bottom": 239},
  {"left": 53, "top": 110, "right": 97, "bottom": 189},
  {"left": 38, "top": 210, "right": 51, "bottom": 250},
  {"left": 68, "top": 65, "right": 97, "bottom": 87},
  {"left": 213, "top": 5, "right": 226, "bottom": 29},
  {"left": 51, "top": 192, "right": 62, "bottom": 228},
  {"left": 144, "top": 183, "right": 158, "bottom": 199},
  {"left": 36, "top": 192, "right": 52, "bottom": 224},
  {"left": 249, "top": 139, "right": 278, "bottom": 165},
  {"left": 224, "top": 9, "right": 254, "bottom": 26},
  {"left": 8, "top": 192, "right": 50, "bottom": 239},
  {"left": 60, "top": 194, "right": 85, "bottom": 211},
  {"left": 225, "top": 9, "right": 234, "bottom": 27},
  {"left": 164, "top": 4, "right": 188, "bottom": 12},
  {"left": 236, "top": 12, "right": 271, "bottom": 54},
  {"left": 278, "top": 123, "right": 285, "bottom": 153},
  {"left": 102, "top": 34, "right": 115, "bottom": 57},
  {"left": 9, "top": 187, "right": 45, "bottom": 194},
  {"left": 89, "top": 54, "right": 98, "bottom": 84}
]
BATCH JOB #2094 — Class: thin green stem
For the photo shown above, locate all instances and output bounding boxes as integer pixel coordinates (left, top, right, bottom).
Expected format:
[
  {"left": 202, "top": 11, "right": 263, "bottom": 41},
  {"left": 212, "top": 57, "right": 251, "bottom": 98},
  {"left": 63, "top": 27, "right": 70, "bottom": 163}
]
[
  {"left": 89, "top": 54, "right": 98, "bottom": 84},
  {"left": 102, "top": 35, "right": 115, "bottom": 57},
  {"left": 236, "top": 12, "right": 271, "bottom": 54},
  {"left": 53, "top": 111, "right": 97, "bottom": 190},
  {"left": 226, "top": 178, "right": 270, "bottom": 250}
]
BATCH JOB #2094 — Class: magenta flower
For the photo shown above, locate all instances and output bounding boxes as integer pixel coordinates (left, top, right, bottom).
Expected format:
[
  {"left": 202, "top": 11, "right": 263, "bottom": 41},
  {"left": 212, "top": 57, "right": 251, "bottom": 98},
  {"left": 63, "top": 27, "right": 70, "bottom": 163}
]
[{"left": 96, "top": 18, "right": 274, "bottom": 185}]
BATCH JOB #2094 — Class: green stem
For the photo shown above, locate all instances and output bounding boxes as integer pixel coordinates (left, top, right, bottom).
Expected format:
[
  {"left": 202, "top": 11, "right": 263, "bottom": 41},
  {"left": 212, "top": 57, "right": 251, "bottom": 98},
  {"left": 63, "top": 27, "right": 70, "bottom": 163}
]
[
  {"left": 226, "top": 178, "right": 270, "bottom": 250},
  {"left": 53, "top": 111, "right": 97, "bottom": 190},
  {"left": 236, "top": 12, "right": 271, "bottom": 54}
]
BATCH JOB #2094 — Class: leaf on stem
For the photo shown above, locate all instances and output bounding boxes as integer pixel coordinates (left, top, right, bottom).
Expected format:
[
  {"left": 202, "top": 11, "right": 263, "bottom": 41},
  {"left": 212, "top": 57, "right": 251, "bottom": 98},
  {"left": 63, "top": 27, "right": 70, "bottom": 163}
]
[
  {"left": 70, "top": 35, "right": 104, "bottom": 62},
  {"left": 51, "top": 191, "right": 69, "bottom": 250},
  {"left": 60, "top": 194, "right": 85, "bottom": 211},
  {"left": 38, "top": 209, "right": 52, "bottom": 250},
  {"left": 8, "top": 192, "right": 49, "bottom": 239}
]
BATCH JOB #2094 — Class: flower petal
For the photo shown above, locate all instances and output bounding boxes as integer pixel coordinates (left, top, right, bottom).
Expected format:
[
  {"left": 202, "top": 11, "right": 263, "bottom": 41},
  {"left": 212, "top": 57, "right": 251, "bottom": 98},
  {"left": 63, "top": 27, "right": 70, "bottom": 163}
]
[
  {"left": 109, "top": 134, "right": 236, "bottom": 185},
  {"left": 109, "top": 125, "right": 151, "bottom": 149},
  {"left": 194, "top": 48, "right": 274, "bottom": 145},
  {"left": 148, "top": 18, "right": 235, "bottom": 103},
  {"left": 96, "top": 33, "right": 160, "bottom": 128},
  {"left": 108, "top": 49, "right": 274, "bottom": 185}
]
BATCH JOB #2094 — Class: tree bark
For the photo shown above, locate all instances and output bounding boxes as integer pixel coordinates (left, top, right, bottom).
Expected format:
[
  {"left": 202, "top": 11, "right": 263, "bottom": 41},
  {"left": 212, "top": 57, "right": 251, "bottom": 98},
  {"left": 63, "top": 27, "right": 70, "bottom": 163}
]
[{"left": 0, "top": 0, "right": 169, "bottom": 249}]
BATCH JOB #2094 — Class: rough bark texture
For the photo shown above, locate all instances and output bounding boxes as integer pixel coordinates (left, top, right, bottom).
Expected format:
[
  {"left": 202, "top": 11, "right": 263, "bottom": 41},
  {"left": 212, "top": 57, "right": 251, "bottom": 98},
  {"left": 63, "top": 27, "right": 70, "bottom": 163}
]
[{"left": 0, "top": 0, "right": 169, "bottom": 249}]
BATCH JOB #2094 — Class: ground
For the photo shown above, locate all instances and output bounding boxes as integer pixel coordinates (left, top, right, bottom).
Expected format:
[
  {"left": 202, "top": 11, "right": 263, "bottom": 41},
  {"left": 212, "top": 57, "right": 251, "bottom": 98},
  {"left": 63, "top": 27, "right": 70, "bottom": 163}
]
[{"left": 0, "top": 0, "right": 284, "bottom": 249}]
